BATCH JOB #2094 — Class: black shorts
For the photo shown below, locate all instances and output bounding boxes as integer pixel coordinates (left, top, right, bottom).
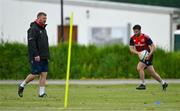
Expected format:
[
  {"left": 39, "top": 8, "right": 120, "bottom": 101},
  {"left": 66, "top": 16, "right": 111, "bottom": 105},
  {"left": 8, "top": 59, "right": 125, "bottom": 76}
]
[
  {"left": 140, "top": 59, "right": 153, "bottom": 66},
  {"left": 30, "top": 59, "right": 48, "bottom": 75}
]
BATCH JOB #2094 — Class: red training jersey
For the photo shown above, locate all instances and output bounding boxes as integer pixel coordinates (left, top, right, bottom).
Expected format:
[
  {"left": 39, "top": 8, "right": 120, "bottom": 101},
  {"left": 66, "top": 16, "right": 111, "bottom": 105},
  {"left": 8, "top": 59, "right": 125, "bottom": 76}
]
[{"left": 129, "top": 33, "right": 153, "bottom": 52}]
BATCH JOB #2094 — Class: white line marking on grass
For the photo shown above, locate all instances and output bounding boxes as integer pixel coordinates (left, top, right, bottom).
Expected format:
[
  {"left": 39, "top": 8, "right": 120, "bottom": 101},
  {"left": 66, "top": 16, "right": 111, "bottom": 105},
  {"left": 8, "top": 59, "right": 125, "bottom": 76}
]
[{"left": 0, "top": 79, "right": 180, "bottom": 84}]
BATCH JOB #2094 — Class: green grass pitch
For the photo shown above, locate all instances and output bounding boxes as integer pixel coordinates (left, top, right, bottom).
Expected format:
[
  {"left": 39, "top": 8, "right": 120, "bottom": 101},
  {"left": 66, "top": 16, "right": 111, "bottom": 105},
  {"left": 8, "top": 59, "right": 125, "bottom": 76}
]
[{"left": 0, "top": 84, "right": 180, "bottom": 111}]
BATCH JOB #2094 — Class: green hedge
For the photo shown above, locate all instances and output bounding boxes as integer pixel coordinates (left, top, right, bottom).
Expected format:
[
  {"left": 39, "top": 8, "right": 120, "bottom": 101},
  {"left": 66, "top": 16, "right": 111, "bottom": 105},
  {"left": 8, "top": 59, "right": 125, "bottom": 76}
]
[
  {"left": 100, "top": 0, "right": 180, "bottom": 8},
  {"left": 0, "top": 42, "right": 180, "bottom": 79}
]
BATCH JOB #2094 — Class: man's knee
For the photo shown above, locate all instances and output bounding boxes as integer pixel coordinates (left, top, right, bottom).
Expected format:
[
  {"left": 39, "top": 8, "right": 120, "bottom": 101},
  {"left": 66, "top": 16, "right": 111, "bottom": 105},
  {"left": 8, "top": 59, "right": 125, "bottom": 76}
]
[
  {"left": 40, "top": 72, "right": 47, "bottom": 78},
  {"left": 137, "top": 66, "right": 143, "bottom": 72},
  {"left": 28, "top": 74, "right": 36, "bottom": 78}
]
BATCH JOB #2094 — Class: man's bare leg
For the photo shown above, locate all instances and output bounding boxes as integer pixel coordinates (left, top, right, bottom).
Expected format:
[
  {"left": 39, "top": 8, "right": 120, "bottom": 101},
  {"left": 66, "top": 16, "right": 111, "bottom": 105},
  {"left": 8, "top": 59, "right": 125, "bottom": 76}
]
[
  {"left": 39, "top": 72, "right": 47, "bottom": 96},
  {"left": 146, "top": 66, "right": 163, "bottom": 83},
  {"left": 18, "top": 74, "right": 36, "bottom": 97},
  {"left": 137, "top": 62, "right": 147, "bottom": 85},
  {"left": 20, "top": 74, "right": 36, "bottom": 87},
  {"left": 136, "top": 62, "right": 147, "bottom": 90},
  {"left": 146, "top": 65, "right": 168, "bottom": 91}
]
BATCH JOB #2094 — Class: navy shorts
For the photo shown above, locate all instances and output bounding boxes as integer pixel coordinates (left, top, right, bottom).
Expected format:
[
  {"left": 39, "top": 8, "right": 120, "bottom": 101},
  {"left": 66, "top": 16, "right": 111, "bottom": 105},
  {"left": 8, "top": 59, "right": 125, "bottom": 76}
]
[
  {"left": 30, "top": 59, "right": 48, "bottom": 75},
  {"left": 140, "top": 59, "right": 153, "bottom": 66}
]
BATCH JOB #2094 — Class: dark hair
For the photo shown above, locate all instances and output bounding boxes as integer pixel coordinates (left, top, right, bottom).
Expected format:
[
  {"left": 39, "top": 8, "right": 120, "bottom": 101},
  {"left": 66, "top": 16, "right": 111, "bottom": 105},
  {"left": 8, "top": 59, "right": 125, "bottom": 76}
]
[
  {"left": 133, "top": 24, "right": 141, "bottom": 30},
  {"left": 37, "top": 12, "right": 47, "bottom": 18}
]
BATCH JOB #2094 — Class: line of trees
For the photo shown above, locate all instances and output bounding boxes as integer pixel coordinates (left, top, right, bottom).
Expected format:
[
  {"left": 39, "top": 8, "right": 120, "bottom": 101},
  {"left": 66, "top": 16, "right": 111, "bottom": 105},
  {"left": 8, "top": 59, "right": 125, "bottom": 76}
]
[{"left": 101, "top": 0, "right": 180, "bottom": 8}]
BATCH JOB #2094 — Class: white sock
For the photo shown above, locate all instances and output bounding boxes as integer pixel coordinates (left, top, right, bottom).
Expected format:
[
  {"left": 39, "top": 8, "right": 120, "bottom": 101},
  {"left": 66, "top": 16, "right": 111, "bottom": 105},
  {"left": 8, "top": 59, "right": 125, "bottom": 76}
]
[
  {"left": 20, "top": 81, "right": 26, "bottom": 87},
  {"left": 141, "top": 80, "right": 145, "bottom": 85},
  {"left": 39, "top": 87, "right": 45, "bottom": 95},
  {"left": 160, "top": 80, "right": 165, "bottom": 85}
]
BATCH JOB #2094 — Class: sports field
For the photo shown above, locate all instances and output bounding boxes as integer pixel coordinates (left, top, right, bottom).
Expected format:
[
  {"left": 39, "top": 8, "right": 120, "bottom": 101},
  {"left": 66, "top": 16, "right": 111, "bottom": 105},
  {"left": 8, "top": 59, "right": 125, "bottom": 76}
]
[{"left": 0, "top": 84, "right": 180, "bottom": 111}]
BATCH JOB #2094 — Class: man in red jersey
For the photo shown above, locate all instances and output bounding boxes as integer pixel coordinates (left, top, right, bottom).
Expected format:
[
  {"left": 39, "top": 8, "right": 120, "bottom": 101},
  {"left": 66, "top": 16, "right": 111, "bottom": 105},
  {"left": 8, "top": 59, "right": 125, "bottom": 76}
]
[{"left": 129, "top": 24, "right": 168, "bottom": 90}]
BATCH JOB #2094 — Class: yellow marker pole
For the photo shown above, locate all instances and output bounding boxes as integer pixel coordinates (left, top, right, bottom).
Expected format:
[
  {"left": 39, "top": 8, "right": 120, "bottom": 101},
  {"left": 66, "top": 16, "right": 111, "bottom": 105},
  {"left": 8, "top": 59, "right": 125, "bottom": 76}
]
[{"left": 64, "top": 13, "right": 74, "bottom": 108}]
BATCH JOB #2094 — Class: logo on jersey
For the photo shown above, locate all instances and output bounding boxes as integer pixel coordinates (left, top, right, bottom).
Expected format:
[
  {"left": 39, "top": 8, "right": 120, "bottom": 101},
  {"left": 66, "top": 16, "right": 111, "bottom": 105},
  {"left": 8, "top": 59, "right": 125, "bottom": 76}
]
[{"left": 135, "top": 42, "right": 145, "bottom": 46}]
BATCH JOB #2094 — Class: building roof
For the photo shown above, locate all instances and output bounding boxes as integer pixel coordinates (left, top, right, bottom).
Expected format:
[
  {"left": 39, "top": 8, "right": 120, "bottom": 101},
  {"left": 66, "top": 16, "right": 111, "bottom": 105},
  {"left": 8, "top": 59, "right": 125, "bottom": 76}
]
[
  {"left": 174, "top": 30, "right": 180, "bottom": 34},
  {"left": 22, "top": 0, "right": 180, "bottom": 15}
]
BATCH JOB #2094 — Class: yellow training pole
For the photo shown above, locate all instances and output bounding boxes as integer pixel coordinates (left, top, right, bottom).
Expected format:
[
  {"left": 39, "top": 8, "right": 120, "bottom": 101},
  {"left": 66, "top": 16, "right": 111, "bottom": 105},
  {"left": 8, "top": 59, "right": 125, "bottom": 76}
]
[{"left": 64, "top": 13, "right": 74, "bottom": 108}]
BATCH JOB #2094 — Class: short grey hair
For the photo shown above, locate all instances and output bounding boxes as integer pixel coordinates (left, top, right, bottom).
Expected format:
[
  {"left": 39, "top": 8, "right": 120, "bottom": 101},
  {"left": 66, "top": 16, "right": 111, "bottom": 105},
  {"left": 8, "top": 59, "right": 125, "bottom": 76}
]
[{"left": 37, "top": 12, "right": 47, "bottom": 18}]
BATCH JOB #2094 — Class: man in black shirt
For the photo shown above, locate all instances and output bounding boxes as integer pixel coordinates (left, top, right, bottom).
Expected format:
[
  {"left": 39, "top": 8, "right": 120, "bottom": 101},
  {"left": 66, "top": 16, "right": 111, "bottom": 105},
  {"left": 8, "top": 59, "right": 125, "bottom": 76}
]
[{"left": 18, "top": 12, "right": 50, "bottom": 97}]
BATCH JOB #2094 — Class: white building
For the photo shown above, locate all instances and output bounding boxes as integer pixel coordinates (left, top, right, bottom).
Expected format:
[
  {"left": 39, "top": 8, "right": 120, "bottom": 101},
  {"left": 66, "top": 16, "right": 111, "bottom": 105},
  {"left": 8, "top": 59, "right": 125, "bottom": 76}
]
[{"left": 0, "top": 0, "right": 180, "bottom": 51}]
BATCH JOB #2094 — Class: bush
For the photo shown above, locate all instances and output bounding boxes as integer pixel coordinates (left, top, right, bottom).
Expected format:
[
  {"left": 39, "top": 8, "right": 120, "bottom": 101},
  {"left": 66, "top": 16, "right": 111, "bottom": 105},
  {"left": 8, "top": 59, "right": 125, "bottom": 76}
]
[
  {"left": 0, "top": 42, "right": 180, "bottom": 79},
  {"left": 0, "top": 43, "right": 29, "bottom": 79}
]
